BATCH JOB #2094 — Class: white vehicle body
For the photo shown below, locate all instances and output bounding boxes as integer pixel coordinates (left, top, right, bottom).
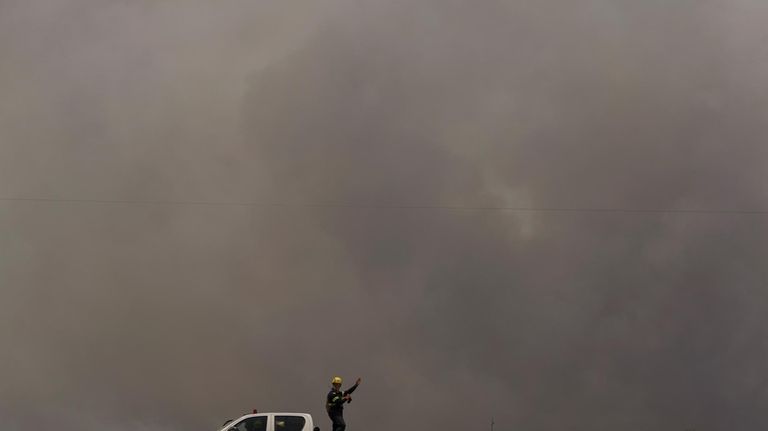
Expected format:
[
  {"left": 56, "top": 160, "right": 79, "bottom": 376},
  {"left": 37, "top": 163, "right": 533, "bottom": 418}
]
[{"left": 217, "top": 413, "right": 319, "bottom": 431}]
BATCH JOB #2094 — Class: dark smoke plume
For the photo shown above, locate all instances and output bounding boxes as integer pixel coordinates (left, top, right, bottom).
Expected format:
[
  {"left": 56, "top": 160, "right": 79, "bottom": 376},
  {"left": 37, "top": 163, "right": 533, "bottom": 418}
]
[{"left": 2, "top": 1, "right": 767, "bottom": 430}]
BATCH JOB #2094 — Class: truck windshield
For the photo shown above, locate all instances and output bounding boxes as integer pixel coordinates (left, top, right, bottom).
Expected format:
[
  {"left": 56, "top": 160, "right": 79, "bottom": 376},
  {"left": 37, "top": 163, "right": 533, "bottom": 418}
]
[{"left": 231, "top": 416, "right": 267, "bottom": 431}]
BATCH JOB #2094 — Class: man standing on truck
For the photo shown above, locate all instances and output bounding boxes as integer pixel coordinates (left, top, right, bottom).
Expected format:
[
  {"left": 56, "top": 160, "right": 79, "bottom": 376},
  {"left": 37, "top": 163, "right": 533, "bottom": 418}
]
[{"left": 326, "top": 376, "right": 361, "bottom": 431}]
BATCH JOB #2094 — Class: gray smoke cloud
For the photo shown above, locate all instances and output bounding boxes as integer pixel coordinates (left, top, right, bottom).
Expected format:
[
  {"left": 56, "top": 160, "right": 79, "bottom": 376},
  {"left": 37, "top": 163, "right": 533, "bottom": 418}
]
[{"left": 2, "top": 1, "right": 767, "bottom": 430}]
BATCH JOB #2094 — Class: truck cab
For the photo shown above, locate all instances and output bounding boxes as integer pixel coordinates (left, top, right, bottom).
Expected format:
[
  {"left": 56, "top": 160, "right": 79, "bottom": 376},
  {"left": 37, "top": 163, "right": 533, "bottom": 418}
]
[{"left": 218, "top": 413, "right": 319, "bottom": 431}]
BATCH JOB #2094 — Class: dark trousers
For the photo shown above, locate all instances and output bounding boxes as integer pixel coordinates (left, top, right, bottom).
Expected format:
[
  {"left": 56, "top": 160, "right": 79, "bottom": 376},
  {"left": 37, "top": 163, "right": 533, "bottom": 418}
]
[{"left": 329, "top": 412, "right": 346, "bottom": 431}]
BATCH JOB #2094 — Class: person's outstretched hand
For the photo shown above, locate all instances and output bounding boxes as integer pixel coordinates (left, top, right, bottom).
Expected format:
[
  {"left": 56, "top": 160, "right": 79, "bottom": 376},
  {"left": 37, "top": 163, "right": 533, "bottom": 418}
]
[{"left": 356, "top": 377, "right": 362, "bottom": 385}]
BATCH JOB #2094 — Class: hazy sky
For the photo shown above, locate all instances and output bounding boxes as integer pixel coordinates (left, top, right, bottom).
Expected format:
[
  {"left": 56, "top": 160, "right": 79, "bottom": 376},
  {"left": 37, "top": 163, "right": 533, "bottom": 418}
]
[{"left": 2, "top": 1, "right": 768, "bottom": 430}]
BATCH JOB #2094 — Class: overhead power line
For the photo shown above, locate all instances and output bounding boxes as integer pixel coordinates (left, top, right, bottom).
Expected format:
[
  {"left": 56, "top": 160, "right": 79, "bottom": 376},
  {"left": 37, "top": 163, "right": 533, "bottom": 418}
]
[{"left": 1, "top": 196, "right": 767, "bottom": 215}]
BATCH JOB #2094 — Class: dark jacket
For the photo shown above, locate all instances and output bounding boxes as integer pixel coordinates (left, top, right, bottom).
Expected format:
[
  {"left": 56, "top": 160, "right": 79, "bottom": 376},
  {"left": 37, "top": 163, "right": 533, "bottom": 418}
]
[{"left": 326, "top": 383, "right": 359, "bottom": 414}]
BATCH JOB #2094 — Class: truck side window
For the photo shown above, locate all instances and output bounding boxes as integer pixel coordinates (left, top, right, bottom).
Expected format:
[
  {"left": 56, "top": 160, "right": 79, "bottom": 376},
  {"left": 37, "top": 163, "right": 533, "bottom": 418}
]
[
  {"left": 274, "top": 416, "right": 306, "bottom": 431},
  {"left": 231, "top": 416, "right": 267, "bottom": 431}
]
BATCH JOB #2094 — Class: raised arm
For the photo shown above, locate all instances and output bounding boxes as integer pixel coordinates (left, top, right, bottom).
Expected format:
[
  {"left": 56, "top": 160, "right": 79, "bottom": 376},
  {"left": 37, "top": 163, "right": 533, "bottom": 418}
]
[{"left": 344, "top": 377, "right": 362, "bottom": 395}]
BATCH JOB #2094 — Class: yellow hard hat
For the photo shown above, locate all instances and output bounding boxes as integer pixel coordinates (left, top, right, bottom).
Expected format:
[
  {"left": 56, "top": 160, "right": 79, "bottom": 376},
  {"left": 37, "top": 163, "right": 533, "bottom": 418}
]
[{"left": 332, "top": 376, "right": 343, "bottom": 385}]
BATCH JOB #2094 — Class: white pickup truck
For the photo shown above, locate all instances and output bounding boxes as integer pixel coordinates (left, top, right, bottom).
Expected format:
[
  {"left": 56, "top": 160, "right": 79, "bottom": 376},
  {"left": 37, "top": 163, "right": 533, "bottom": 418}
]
[{"left": 217, "top": 413, "right": 320, "bottom": 431}]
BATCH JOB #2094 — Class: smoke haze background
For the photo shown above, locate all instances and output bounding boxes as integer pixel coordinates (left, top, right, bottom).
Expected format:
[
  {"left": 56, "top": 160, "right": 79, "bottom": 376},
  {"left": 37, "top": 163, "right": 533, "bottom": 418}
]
[{"left": 1, "top": 0, "right": 768, "bottom": 429}]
